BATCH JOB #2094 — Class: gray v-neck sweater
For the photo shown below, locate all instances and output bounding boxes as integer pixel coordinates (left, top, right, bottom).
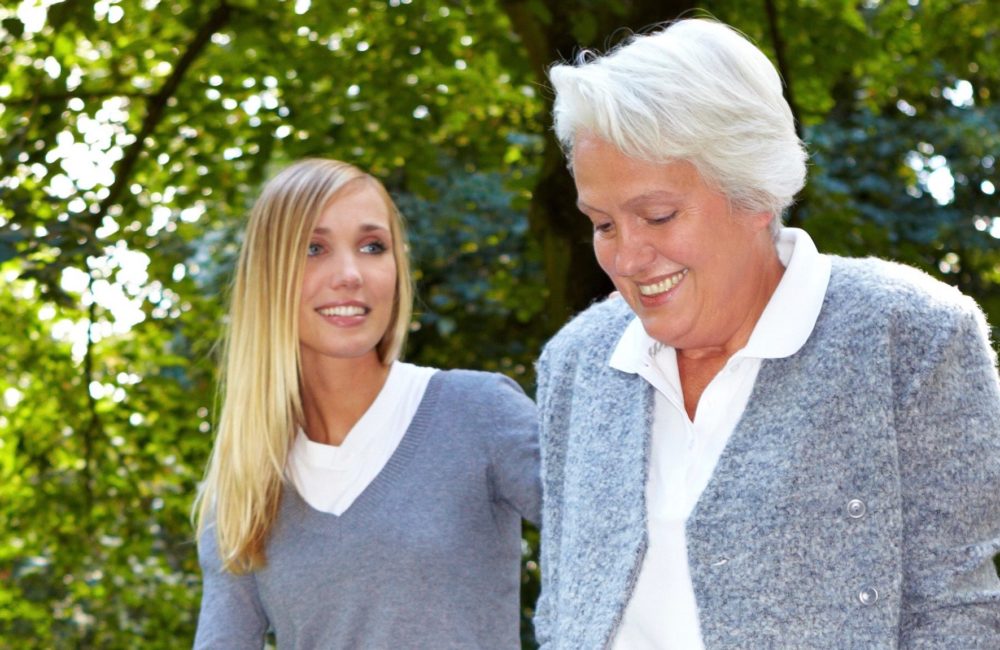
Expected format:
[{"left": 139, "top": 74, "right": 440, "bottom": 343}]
[{"left": 195, "top": 369, "right": 541, "bottom": 649}]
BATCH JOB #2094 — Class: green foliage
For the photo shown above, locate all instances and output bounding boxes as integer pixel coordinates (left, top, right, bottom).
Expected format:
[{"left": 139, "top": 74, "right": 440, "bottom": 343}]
[
  {"left": 1, "top": 0, "right": 998, "bottom": 648},
  {"left": 0, "top": 0, "right": 539, "bottom": 646},
  {"left": 701, "top": 0, "right": 1000, "bottom": 330},
  {"left": 399, "top": 151, "right": 546, "bottom": 382}
]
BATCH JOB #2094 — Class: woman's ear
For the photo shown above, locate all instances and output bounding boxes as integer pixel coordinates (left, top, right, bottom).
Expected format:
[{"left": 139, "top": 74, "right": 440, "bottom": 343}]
[{"left": 740, "top": 209, "right": 777, "bottom": 235}]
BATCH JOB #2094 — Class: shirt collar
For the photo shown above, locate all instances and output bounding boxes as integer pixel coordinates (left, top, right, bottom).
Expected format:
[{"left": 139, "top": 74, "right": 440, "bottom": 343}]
[
  {"left": 608, "top": 316, "right": 656, "bottom": 374},
  {"left": 609, "top": 227, "right": 831, "bottom": 373}
]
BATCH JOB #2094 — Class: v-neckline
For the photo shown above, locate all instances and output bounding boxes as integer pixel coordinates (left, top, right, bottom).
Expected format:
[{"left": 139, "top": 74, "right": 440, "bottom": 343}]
[{"left": 282, "top": 370, "right": 446, "bottom": 530}]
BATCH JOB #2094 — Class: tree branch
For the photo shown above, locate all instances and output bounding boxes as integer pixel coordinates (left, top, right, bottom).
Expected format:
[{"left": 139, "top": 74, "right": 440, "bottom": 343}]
[
  {"left": 94, "top": 1, "right": 233, "bottom": 222},
  {"left": 763, "top": 0, "right": 805, "bottom": 227},
  {"left": 0, "top": 90, "right": 150, "bottom": 108},
  {"left": 764, "top": 0, "right": 801, "bottom": 136},
  {"left": 82, "top": 294, "right": 98, "bottom": 526},
  {"left": 76, "top": 1, "right": 232, "bottom": 505}
]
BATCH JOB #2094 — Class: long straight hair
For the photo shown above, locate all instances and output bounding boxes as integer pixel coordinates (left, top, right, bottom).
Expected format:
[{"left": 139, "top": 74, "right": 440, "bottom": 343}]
[{"left": 194, "top": 159, "right": 413, "bottom": 572}]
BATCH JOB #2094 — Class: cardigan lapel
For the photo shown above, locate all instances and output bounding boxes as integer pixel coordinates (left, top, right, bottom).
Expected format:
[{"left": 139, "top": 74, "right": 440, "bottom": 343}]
[{"left": 557, "top": 358, "right": 655, "bottom": 648}]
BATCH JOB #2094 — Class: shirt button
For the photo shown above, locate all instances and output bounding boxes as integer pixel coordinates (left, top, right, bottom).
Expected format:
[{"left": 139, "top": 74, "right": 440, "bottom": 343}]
[
  {"left": 858, "top": 586, "right": 879, "bottom": 606},
  {"left": 846, "top": 499, "right": 867, "bottom": 519}
]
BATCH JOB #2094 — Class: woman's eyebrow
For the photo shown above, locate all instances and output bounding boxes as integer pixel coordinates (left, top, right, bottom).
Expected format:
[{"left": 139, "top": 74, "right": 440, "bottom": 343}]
[
  {"left": 312, "top": 223, "right": 389, "bottom": 235},
  {"left": 576, "top": 199, "right": 608, "bottom": 215},
  {"left": 578, "top": 191, "right": 682, "bottom": 215},
  {"left": 622, "top": 190, "right": 681, "bottom": 211}
]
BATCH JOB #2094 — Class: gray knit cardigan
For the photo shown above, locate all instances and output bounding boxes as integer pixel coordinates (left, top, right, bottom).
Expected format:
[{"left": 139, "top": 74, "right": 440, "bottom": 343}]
[{"left": 534, "top": 256, "right": 1000, "bottom": 649}]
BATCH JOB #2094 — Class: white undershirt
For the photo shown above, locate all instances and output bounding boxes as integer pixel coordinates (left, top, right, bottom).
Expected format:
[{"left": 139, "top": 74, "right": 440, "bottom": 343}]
[
  {"left": 609, "top": 228, "right": 831, "bottom": 649},
  {"left": 286, "top": 361, "right": 438, "bottom": 516}
]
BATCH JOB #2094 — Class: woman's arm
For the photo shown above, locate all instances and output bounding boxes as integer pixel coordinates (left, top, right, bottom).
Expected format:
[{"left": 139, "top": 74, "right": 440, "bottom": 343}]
[
  {"left": 193, "top": 524, "right": 269, "bottom": 649},
  {"left": 897, "top": 305, "right": 1000, "bottom": 645},
  {"left": 483, "top": 372, "right": 542, "bottom": 526}
]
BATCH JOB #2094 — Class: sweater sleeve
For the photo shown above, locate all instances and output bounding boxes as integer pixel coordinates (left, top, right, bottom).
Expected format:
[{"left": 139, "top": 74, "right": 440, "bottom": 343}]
[
  {"left": 193, "top": 524, "right": 269, "bottom": 650},
  {"left": 896, "top": 304, "right": 1000, "bottom": 646},
  {"left": 484, "top": 372, "right": 542, "bottom": 526}
]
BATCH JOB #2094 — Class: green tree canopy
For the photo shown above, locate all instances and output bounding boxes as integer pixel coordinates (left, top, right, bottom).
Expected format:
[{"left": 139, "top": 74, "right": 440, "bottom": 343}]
[{"left": 1, "top": 0, "right": 997, "bottom": 647}]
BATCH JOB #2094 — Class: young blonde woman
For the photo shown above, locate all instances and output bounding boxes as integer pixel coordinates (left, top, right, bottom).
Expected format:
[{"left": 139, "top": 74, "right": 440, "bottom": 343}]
[{"left": 193, "top": 159, "right": 540, "bottom": 649}]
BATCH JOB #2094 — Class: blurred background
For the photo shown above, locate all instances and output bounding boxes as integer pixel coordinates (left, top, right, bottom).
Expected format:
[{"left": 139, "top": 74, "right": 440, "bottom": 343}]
[{"left": 0, "top": 0, "right": 997, "bottom": 647}]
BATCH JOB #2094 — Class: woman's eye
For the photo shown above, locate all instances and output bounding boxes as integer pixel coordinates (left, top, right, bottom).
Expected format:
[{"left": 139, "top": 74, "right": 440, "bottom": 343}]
[
  {"left": 594, "top": 222, "right": 614, "bottom": 236},
  {"left": 307, "top": 242, "right": 323, "bottom": 256},
  {"left": 649, "top": 212, "right": 677, "bottom": 225},
  {"left": 361, "top": 241, "right": 387, "bottom": 254}
]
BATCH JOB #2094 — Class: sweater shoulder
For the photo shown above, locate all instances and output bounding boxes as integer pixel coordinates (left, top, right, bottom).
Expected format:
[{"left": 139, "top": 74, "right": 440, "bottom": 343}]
[
  {"left": 431, "top": 369, "right": 533, "bottom": 420},
  {"left": 828, "top": 256, "right": 979, "bottom": 324},
  {"left": 823, "top": 257, "right": 993, "bottom": 400},
  {"left": 434, "top": 368, "right": 525, "bottom": 398},
  {"left": 540, "top": 297, "right": 634, "bottom": 365}
]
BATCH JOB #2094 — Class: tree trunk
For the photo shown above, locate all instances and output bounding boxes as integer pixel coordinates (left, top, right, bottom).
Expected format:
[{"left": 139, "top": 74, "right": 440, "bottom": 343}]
[{"left": 502, "top": 0, "right": 700, "bottom": 333}]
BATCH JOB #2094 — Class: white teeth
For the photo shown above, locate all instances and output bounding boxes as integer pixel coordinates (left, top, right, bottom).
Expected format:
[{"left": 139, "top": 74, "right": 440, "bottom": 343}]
[
  {"left": 638, "top": 269, "right": 688, "bottom": 296},
  {"left": 318, "top": 305, "right": 366, "bottom": 317}
]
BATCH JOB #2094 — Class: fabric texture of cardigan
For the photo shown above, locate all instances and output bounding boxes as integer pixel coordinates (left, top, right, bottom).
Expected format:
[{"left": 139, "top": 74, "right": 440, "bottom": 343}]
[
  {"left": 534, "top": 255, "right": 1000, "bottom": 649},
  {"left": 195, "top": 369, "right": 540, "bottom": 650}
]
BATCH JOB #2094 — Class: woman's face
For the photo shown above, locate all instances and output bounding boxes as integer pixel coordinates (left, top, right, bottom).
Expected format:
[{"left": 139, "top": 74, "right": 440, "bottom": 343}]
[
  {"left": 572, "top": 134, "right": 778, "bottom": 354},
  {"left": 298, "top": 182, "right": 397, "bottom": 367}
]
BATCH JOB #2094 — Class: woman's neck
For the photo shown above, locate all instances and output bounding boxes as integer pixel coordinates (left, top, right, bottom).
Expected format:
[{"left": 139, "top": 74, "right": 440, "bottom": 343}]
[
  {"left": 675, "top": 244, "right": 785, "bottom": 420},
  {"left": 299, "top": 352, "right": 392, "bottom": 446}
]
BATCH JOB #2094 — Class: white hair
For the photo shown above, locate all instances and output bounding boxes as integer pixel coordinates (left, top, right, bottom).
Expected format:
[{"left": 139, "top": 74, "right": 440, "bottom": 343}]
[{"left": 549, "top": 19, "right": 807, "bottom": 228}]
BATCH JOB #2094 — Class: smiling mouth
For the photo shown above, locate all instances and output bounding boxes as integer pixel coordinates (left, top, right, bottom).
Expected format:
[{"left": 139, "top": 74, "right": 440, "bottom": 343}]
[
  {"left": 318, "top": 305, "right": 368, "bottom": 317},
  {"left": 637, "top": 269, "right": 688, "bottom": 296}
]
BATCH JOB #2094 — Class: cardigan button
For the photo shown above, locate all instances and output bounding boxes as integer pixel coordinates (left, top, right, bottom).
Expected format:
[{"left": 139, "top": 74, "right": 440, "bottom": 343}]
[
  {"left": 846, "top": 499, "right": 867, "bottom": 519},
  {"left": 858, "top": 586, "right": 879, "bottom": 606}
]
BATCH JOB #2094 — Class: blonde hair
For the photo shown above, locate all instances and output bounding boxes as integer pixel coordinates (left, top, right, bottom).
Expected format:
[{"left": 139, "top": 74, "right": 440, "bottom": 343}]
[
  {"left": 549, "top": 18, "right": 807, "bottom": 231},
  {"left": 194, "top": 158, "right": 413, "bottom": 572}
]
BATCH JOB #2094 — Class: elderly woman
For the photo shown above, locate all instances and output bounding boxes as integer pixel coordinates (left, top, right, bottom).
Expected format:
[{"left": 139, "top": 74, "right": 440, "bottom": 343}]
[{"left": 534, "top": 18, "right": 1000, "bottom": 649}]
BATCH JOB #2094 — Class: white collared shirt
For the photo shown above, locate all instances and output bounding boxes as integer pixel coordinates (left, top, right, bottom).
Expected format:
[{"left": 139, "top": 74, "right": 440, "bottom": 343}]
[
  {"left": 609, "top": 228, "right": 831, "bottom": 649},
  {"left": 287, "top": 361, "right": 438, "bottom": 516}
]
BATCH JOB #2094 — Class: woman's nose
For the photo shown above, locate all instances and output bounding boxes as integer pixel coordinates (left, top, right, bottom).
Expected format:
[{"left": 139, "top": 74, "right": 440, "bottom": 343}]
[
  {"left": 331, "top": 257, "right": 362, "bottom": 289},
  {"left": 614, "top": 229, "right": 655, "bottom": 277}
]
